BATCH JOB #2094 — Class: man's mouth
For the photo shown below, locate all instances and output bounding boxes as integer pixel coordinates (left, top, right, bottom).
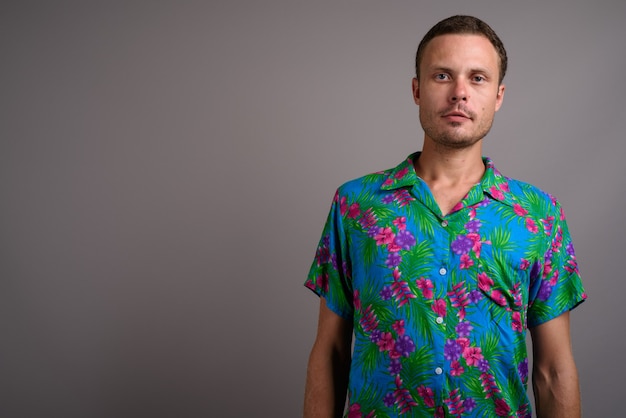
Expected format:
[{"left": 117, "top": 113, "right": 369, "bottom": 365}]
[{"left": 443, "top": 110, "right": 471, "bottom": 119}]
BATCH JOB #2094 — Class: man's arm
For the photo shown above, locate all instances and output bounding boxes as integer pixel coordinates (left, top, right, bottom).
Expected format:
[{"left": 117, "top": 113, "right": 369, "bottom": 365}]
[
  {"left": 304, "top": 298, "right": 353, "bottom": 418},
  {"left": 529, "top": 311, "right": 581, "bottom": 418}
]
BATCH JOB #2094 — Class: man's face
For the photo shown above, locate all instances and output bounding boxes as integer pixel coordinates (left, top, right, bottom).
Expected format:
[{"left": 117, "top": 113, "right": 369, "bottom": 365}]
[{"left": 413, "top": 34, "right": 505, "bottom": 149}]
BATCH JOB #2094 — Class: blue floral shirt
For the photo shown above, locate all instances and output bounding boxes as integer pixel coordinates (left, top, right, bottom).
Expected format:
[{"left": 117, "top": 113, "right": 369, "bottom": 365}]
[{"left": 305, "top": 153, "right": 586, "bottom": 417}]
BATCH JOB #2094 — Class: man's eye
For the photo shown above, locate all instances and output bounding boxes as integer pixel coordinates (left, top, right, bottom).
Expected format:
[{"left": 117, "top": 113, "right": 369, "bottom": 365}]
[
  {"left": 473, "top": 76, "right": 486, "bottom": 82},
  {"left": 435, "top": 74, "right": 448, "bottom": 80}
]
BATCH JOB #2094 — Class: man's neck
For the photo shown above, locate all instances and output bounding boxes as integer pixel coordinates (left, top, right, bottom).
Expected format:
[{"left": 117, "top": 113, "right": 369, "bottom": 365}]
[
  {"left": 413, "top": 140, "right": 486, "bottom": 186},
  {"left": 412, "top": 140, "right": 486, "bottom": 216}
]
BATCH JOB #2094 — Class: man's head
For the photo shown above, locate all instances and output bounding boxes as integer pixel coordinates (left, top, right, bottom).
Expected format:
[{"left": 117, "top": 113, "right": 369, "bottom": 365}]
[
  {"left": 415, "top": 15, "right": 507, "bottom": 85},
  {"left": 411, "top": 16, "right": 507, "bottom": 150}
]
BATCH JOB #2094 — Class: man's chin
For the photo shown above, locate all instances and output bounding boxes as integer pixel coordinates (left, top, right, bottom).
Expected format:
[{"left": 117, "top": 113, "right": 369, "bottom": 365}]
[{"left": 431, "top": 136, "right": 482, "bottom": 150}]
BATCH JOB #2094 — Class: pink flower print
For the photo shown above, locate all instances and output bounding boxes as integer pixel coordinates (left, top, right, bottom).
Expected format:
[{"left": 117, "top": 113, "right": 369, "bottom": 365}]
[
  {"left": 375, "top": 227, "right": 395, "bottom": 246},
  {"left": 392, "top": 319, "right": 406, "bottom": 336},
  {"left": 394, "top": 166, "right": 409, "bottom": 179},
  {"left": 463, "top": 346, "right": 484, "bottom": 366},
  {"left": 542, "top": 216, "right": 555, "bottom": 236},
  {"left": 417, "top": 385, "right": 435, "bottom": 408},
  {"left": 359, "top": 305, "right": 379, "bottom": 333},
  {"left": 318, "top": 273, "right": 329, "bottom": 293},
  {"left": 549, "top": 270, "right": 559, "bottom": 286},
  {"left": 392, "top": 269, "right": 417, "bottom": 307},
  {"left": 456, "top": 337, "right": 470, "bottom": 351},
  {"left": 469, "top": 207, "right": 477, "bottom": 219},
  {"left": 565, "top": 258, "right": 579, "bottom": 274},
  {"left": 392, "top": 216, "right": 407, "bottom": 230},
  {"left": 316, "top": 245, "right": 330, "bottom": 265},
  {"left": 551, "top": 226, "right": 564, "bottom": 252},
  {"left": 431, "top": 299, "right": 447, "bottom": 318},
  {"left": 489, "top": 289, "right": 507, "bottom": 307},
  {"left": 393, "top": 189, "right": 416, "bottom": 207},
  {"left": 494, "top": 398, "right": 511, "bottom": 417},
  {"left": 525, "top": 218, "right": 538, "bottom": 233},
  {"left": 394, "top": 386, "right": 418, "bottom": 414},
  {"left": 377, "top": 332, "right": 395, "bottom": 352},
  {"left": 416, "top": 277, "right": 434, "bottom": 299},
  {"left": 466, "top": 233, "right": 483, "bottom": 258},
  {"left": 560, "top": 205, "right": 566, "bottom": 221},
  {"left": 353, "top": 290, "right": 361, "bottom": 312},
  {"left": 500, "top": 182, "right": 510, "bottom": 192},
  {"left": 382, "top": 177, "right": 394, "bottom": 187},
  {"left": 339, "top": 196, "right": 348, "bottom": 215},
  {"left": 512, "top": 283, "right": 523, "bottom": 308},
  {"left": 435, "top": 407, "right": 445, "bottom": 418},
  {"left": 513, "top": 203, "right": 528, "bottom": 217},
  {"left": 444, "top": 388, "right": 465, "bottom": 416},
  {"left": 489, "top": 186, "right": 505, "bottom": 200},
  {"left": 389, "top": 349, "right": 402, "bottom": 360},
  {"left": 450, "top": 360, "right": 465, "bottom": 376},
  {"left": 448, "top": 282, "right": 470, "bottom": 320},
  {"left": 519, "top": 258, "right": 530, "bottom": 270},
  {"left": 358, "top": 208, "right": 378, "bottom": 230},
  {"left": 387, "top": 242, "right": 402, "bottom": 253},
  {"left": 347, "top": 202, "right": 361, "bottom": 219},
  {"left": 477, "top": 272, "right": 494, "bottom": 293},
  {"left": 333, "top": 189, "right": 340, "bottom": 203},
  {"left": 542, "top": 258, "right": 553, "bottom": 279},
  {"left": 480, "top": 371, "right": 499, "bottom": 398},
  {"left": 512, "top": 311, "right": 523, "bottom": 332},
  {"left": 516, "top": 403, "right": 530, "bottom": 418},
  {"left": 348, "top": 403, "right": 362, "bottom": 418},
  {"left": 460, "top": 254, "right": 474, "bottom": 269}
]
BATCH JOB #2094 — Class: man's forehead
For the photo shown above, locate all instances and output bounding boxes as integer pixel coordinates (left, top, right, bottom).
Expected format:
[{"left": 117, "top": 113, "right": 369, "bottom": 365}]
[{"left": 421, "top": 34, "right": 500, "bottom": 68}]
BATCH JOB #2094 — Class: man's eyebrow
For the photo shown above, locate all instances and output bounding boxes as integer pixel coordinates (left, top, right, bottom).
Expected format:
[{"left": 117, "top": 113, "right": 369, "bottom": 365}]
[
  {"left": 428, "top": 66, "right": 453, "bottom": 73},
  {"left": 428, "top": 66, "right": 494, "bottom": 76}
]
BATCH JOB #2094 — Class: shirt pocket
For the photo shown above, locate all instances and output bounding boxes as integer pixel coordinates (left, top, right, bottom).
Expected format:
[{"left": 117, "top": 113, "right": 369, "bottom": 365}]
[{"left": 474, "top": 249, "right": 529, "bottom": 332}]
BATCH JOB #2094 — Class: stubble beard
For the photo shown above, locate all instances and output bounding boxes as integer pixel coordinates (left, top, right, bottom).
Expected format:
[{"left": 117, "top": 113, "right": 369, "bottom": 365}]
[{"left": 420, "top": 108, "right": 495, "bottom": 150}]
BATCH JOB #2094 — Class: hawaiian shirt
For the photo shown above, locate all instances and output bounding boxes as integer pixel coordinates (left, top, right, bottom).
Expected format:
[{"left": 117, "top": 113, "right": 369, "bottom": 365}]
[{"left": 305, "top": 152, "right": 586, "bottom": 418}]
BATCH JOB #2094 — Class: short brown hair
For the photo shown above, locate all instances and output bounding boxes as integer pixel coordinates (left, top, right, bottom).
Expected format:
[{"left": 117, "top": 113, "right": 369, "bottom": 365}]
[{"left": 415, "top": 15, "right": 508, "bottom": 85}]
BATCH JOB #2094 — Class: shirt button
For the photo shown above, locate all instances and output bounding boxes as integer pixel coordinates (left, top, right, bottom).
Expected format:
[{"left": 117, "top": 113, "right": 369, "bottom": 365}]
[
  {"left": 435, "top": 367, "right": 443, "bottom": 375},
  {"left": 436, "top": 317, "right": 444, "bottom": 324},
  {"left": 439, "top": 267, "right": 447, "bottom": 275},
  {"left": 441, "top": 220, "right": 448, "bottom": 227}
]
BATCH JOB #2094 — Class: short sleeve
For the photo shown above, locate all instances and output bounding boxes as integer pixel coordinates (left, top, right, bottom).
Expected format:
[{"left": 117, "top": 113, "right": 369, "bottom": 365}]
[
  {"left": 527, "top": 201, "right": 587, "bottom": 328},
  {"left": 304, "top": 189, "right": 354, "bottom": 319}
]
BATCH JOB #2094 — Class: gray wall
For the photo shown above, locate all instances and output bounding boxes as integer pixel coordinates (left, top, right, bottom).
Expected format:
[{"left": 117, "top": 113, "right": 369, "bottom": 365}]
[{"left": 1, "top": 1, "right": 623, "bottom": 417}]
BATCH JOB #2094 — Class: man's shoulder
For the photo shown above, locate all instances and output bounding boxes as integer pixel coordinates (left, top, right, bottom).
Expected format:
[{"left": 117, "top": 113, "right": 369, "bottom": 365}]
[{"left": 504, "top": 175, "right": 563, "bottom": 211}]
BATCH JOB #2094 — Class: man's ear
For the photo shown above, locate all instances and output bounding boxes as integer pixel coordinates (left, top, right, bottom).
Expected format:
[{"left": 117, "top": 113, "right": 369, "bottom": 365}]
[
  {"left": 412, "top": 77, "right": 420, "bottom": 105},
  {"left": 495, "top": 84, "right": 505, "bottom": 112}
]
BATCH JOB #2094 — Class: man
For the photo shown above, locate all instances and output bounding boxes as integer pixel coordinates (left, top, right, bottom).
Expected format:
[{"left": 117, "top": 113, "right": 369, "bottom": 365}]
[{"left": 303, "top": 15, "right": 586, "bottom": 418}]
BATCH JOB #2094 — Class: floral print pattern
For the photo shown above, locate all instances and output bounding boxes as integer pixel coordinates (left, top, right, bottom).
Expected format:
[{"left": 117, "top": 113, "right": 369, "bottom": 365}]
[{"left": 305, "top": 153, "right": 586, "bottom": 417}]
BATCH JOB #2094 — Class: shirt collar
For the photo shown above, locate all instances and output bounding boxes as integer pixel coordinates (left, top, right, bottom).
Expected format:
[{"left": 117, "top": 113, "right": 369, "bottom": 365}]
[{"left": 381, "top": 152, "right": 516, "bottom": 207}]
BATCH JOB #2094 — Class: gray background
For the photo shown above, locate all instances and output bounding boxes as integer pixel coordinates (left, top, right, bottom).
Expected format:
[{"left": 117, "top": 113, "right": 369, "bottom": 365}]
[{"left": 1, "top": 1, "right": 624, "bottom": 417}]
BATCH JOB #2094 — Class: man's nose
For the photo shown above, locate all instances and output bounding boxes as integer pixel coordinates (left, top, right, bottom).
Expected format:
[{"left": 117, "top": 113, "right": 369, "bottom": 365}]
[{"left": 450, "top": 80, "right": 468, "bottom": 102}]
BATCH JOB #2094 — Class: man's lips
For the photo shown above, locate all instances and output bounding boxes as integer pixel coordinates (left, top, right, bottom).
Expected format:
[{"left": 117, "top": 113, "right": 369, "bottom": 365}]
[
  {"left": 443, "top": 111, "right": 471, "bottom": 119},
  {"left": 442, "top": 110, "right": 472, "bottom": 122}
]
